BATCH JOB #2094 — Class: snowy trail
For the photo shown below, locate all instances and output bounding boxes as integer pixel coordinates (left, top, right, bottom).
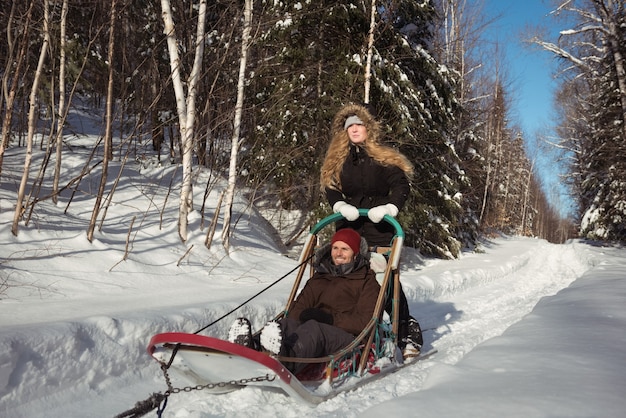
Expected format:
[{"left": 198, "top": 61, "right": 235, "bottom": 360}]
[
  {"left": 2, "top": 112, "right": 622, "bottom": 417},
  {"left": 1, "top": 237, "right": 596, "bottom": 417},
  {"left": 414, "top": 238, "right": 591, "bottom": 365},
  {"left": 122, "top": 238, "right": 593, "bottom": 418}
]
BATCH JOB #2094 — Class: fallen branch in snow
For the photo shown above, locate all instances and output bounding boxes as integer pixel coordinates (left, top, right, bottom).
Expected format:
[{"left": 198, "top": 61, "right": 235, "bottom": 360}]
[{"left": 177, "top": 244, "right": 194, "bottom": 267}]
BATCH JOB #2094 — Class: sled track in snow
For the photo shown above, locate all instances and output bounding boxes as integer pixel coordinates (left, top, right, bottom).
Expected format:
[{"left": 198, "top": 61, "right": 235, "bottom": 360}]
[{"left": 409, "top": 239, "right": 592, "bottom": 365}]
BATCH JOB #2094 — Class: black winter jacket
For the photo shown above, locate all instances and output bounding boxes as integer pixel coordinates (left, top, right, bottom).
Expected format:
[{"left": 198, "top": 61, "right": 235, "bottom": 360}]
[{"left": 326, "top": 144, "right": 410, "bottom": 246}]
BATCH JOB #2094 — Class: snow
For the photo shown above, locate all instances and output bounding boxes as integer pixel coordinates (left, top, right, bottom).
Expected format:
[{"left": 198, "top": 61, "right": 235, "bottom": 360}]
[{"left": 2, "top": 131, "right": 626, "bottom": 417}]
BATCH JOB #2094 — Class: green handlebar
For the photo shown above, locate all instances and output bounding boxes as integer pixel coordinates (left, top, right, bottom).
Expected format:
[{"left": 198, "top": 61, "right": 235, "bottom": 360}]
[{"left": 310, "top": 208, "right": 404, "bottom": 239}]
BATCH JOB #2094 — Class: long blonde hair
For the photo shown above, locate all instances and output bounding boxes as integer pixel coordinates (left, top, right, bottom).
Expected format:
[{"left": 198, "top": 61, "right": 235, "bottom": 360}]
[{"left": 320, "top": 103, "right": 414, "bottom": 191}]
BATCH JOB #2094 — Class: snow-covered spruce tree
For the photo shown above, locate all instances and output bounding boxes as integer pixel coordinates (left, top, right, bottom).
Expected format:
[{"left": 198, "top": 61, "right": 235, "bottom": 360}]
[
  {"left": 430, "top": 0, "right": 490, "bottom": 248},
  {"left": 241, "top": 1, "right": 371, "bottom": 212},
  {"left": 535, "top": 0, "right": 626, "bottom": 242},
  {"left": 579, "top": 60, "right": 626, "bottom": 241},
  {"left": 368, "top": 0, "right": 465, "bottom": 258},
  {"left": 242, "top": 0, "right": 466, "bottom": 258},
  {"left": 559, "top": 71, "right": 625, "bottom": 241}
]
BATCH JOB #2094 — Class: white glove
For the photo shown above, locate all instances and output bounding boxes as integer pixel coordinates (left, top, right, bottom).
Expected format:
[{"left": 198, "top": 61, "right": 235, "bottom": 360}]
[
  {"left": 367, "top": 203, "right": 398, "bottom": 223},
  {"left": 332, "top": 201, "right": 360, "bottom": 221}
]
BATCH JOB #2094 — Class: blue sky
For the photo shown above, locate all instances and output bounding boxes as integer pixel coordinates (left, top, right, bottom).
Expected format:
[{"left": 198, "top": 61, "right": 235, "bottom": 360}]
[
  {"left": 480, "top": 0, "right": 575, "bottom": 216},
  {"left": 482, "top": 0, "right": 557, "bottom": 135}
]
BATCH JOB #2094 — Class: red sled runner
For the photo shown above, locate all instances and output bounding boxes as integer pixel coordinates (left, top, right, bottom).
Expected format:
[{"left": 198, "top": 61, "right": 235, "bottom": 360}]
[{"left": 148, "top": 211, "right": 436, "bottom": 405}]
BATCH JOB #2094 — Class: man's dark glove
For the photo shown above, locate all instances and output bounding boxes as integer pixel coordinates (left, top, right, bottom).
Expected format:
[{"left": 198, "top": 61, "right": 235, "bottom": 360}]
[{"left": 299, "top": 308, "right": 334, "bottom": 325}]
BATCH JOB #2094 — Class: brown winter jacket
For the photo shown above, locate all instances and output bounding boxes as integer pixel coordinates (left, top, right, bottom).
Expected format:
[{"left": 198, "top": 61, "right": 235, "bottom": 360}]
[{"left": 288, "top": 244, "right": 380, "bottom": 336}]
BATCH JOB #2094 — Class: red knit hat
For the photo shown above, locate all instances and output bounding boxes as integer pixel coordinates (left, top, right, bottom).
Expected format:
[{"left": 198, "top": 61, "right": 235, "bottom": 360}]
[{"left": 331, "top": 228, "right": 361, "bottom": 254}]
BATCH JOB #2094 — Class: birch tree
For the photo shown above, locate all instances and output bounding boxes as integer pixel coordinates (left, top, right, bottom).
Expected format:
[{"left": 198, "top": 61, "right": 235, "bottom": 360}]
[
  {"left": 222, "top": 0, "right": 252, "bottom": 252},
  {"left": 160, "top": 0, "right": 207, "bottom": 242},
  {"left": 0, "top": 1, "right": 34, "bottom": 173},
  {"left": 52, "top": 0, "right": 68, "bottom": 205},
  {"left": 11, "top": 0, "right": 49, "bottom": 236},
  {"left": 363, "top": 0, "right": 376, "bottom": 104},
  {"left": 86, "top": 0, "right": 117, "bottom": 242}
]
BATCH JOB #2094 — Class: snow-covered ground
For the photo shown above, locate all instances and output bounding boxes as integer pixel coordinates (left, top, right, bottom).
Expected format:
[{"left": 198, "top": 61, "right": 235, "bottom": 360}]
[{"left": 1, "top": 133, "right": 625, "bottom": 417}]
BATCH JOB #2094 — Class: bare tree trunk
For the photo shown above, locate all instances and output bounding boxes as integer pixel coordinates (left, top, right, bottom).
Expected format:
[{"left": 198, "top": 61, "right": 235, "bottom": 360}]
[
  {"left": 0, "top": 0, "right": 17, "bottom": 122},
  {"left": 596, "top": 0, "right": 626, "bottom": 139},
  {"left": 53, "top": 0, "right": 69, "bottom": 204},
  {"left": 11, "top": 0, "right": 49, "bottom": 236},
  {"left": 161, "top": 0, "right": 188, "bottom": 239},
  {"left": 160, "top": 0, "right": 207, "bottom": 242},
  {"left": 0, "top": 1, "right": 34, "bottom": 174},
  {"left": 479, "top": 155, "right": 491, "bottom": 223},
  {"left": 205, "top": 190, "right": 224, "bottom": 249},
  {"left": 520, "top": 161, "right": 534, "bottom": 235},
  {"left": 222, "top": 0, "right": 252, "bottom": 252},
  {"left": 499, "top": 153, "right": 512, "bottom": 230},
  {"left": 181, "top": 0, "right": 207, "bottom": 239},
  {"left": 363, "top": 0, "right": 376, "bottom": 104},
  {"left": 87, "top": 0, "right": 117, "bottom": 242}
]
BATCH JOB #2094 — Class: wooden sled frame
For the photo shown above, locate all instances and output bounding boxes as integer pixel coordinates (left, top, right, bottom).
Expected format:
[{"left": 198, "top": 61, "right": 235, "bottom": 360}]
[{"left": 274, "top": 209, "right": 405, "bottom": 381}]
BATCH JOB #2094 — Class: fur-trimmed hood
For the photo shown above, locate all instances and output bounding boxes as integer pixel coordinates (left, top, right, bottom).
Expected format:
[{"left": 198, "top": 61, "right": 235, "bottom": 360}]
[
  {"left": 330, "top": 103, "right": 382, "bottom": 144},
  {"left": 320, "top": 103, "right": 413, "bottom": 193}
]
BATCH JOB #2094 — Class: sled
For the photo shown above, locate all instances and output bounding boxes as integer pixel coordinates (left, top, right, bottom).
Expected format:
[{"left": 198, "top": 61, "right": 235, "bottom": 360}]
[
  {"left": 148, "top": 331, "right": 437, "bottom": 405},
  {"left": 148, "top": 210, "right": 432, "bottom": 404}
]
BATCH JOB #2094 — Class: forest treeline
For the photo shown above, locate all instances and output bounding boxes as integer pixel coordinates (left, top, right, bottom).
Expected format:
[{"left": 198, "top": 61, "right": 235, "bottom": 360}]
[{"left": 0, "top": 0, "right": 623, "bottom": 257}]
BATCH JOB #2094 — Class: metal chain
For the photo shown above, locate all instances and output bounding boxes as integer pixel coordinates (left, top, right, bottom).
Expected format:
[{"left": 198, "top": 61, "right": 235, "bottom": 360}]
[{"left": 160, "top": 363, "right": 276, "bottom": 395}]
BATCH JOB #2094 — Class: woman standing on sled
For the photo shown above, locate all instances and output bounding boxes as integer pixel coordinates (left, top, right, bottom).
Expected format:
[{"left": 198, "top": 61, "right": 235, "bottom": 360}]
[{"left": 320, "top": 102, "right": 423, "bottom": 358}]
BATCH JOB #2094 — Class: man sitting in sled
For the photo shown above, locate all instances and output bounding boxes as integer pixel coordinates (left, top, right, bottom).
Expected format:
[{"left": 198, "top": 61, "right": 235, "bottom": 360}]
[{"left": 228, "top": 228, "right": 380, "bottom": 374}]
